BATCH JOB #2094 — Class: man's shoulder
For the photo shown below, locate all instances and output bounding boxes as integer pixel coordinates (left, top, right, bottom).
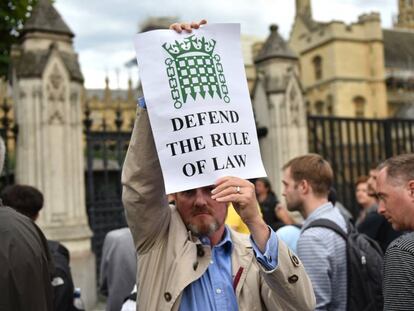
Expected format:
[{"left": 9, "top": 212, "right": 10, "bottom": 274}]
[
  {"left": 106, "top": 227, "right": 133, "bottom": 241},
  {"left": 0, "top": 206, "right": 45, "bottom": 242},
  {"left": 386, "top": 232, "right": 414, "bottom": 255},
  {"left": 300, "top": 211, "right": 348, "bottom": 250},
  {"left": 0, "top": 206, "right": 30, "bottom": 227},
  {"left": 303, "top": 208, "right": 347, "bottom": 234}
]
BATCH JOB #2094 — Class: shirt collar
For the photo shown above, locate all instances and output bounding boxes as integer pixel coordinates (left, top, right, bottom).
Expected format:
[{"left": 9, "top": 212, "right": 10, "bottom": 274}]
[
  {"left": 302, "top": 201, "right": 334, "bottom": 229},
  {"left": 200, "top": 225, "right": 233, "bottom": 253}
]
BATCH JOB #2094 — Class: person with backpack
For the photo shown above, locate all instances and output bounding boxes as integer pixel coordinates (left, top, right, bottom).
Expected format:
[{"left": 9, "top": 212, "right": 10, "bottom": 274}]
[
  {"left": 282, "top": 154, "right": 348, "bottom": 310},
  {"left": 282, "top": 154, "right": 384, "bottom": 311}
]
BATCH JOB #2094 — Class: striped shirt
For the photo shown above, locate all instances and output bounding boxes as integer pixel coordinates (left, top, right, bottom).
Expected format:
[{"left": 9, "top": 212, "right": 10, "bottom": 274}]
[
  {"left": 298, "top": 202, "right": 347, "bottom": 311},
  {"left": 383, "top": 232, "right": 414, "bottom": 311}
]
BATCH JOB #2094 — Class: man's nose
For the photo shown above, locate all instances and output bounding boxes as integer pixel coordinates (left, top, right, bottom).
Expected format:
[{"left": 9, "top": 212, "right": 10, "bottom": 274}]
[
  {"left": 194, "top": 189, "right": 208, "bottom": 207},
  {"left": 377, "top": 202, "right": 385, "bottom": 215}
]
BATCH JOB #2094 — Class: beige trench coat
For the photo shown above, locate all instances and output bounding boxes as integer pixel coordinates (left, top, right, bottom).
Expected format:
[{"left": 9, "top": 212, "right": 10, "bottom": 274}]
[{"left": 122, "top": 108, "right": 316, "bottom": 311}]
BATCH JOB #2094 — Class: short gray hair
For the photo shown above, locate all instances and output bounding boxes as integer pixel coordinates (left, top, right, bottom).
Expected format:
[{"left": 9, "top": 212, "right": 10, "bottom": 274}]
[{"left": 379, "top": 153, "right": 414, "bottom": 186}]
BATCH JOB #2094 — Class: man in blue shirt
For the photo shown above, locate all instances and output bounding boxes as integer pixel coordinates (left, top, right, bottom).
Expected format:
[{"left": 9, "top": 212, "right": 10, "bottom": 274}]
[{"left": 122, "top": 20, "right": 315, "bottom": 311}]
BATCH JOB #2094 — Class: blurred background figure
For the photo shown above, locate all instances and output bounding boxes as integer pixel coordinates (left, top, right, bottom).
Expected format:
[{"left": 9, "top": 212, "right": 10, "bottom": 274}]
[
  {"left": 226, "top": 201, "right": 267, "bottom": 234},
  {"left": 354, "top": 176, "right": 377, "bottom": 226},
  {"left": 276, "top": 224, "right": 301, "bottom": 253},
  {"left": 121, "top": 285, "right": 137, "bottom": 311},
  {"left": 328, "top": 187, "right": 353, "bottom": 223},
  {"left": 274, "top": 203, "right": 295, "bottom": 225},
  {"left": 1, "top": 184, "right": 77, "bottom": 311},
  {"left": 0, "top": 204, "right": 55, "bottom": 311},
  {"left": 226, "top": 202, "right": 251, "bottom": 234},
  {"left": 100, "top": 227, "right": 137, "bottom": 311},
  {"left": 274, "top": 203, "right": 298, "bottom": 252},
  {"left": 255, "top": 178, "right": 284, "bottom": 230},
  {"left": 357, "top": 165, "right": 402, "bottom": 252},
  {"left": 0, "top": 138, "right": 54, "bottom": 311}
]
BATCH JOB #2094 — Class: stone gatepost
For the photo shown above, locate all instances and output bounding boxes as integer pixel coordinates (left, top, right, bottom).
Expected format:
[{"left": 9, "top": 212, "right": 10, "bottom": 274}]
[
  {"left": 11, "top": 0, "right": 96, "bottom": 308},
  {"left": 253, "top": 25, "right": 308, "bottom": 199}
]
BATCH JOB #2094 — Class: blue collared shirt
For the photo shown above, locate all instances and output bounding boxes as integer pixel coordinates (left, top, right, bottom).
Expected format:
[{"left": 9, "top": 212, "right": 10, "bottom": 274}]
[
  {"left": 179, "top": 225, "right": 278, "bottom": 311},
  {"left": 299, "top": 202, "right": 347, "bottom": 311}
]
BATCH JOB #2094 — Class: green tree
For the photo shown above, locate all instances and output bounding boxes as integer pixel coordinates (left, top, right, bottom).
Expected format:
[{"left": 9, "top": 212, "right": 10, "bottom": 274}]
[{"left": 0, "top": 0, "right": 38, "bottom": 79}]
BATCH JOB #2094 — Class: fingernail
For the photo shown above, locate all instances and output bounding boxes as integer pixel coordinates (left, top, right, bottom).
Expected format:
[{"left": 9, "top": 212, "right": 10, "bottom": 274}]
[{"left": 211, "top": 188, "right": 216, "bottom": 194}]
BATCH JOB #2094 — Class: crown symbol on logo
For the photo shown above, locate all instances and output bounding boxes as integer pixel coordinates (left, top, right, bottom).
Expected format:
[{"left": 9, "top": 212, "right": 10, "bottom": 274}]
[{"left": 162, "top": 35, "right": 216, "bottom": 59}]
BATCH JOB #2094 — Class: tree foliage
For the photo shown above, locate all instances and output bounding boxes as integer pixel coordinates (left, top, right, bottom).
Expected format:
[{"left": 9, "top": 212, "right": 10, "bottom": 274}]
[{"left": 0, "top": 0, "right": 38, "bottom": 79}]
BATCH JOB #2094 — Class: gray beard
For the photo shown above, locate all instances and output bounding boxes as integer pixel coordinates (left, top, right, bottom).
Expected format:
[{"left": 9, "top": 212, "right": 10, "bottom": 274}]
[{"left": 188, "top": 221, "right": 219, "bottom": 237}]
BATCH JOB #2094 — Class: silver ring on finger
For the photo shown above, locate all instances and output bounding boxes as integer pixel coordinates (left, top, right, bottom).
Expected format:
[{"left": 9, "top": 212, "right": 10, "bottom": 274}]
[{"left": 236, "top": 186, "right": 241, "bottom": 194}]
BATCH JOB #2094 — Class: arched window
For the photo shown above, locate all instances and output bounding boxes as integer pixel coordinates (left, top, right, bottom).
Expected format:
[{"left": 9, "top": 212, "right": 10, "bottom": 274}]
[
  {"left": 312, "top": 55, "right": 323, "bottom": 80},
  {"left": 315, "top": 101, "right": 325, "bottom": 115},
  {"left": 353, "top": 96, "right": 366, "bottom": 117},
  {"left": 326, "top": 94, "right": 334, "bottom": 115}
]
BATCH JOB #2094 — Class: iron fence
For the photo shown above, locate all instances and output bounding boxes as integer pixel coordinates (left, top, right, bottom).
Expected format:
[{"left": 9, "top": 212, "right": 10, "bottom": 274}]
[
  {"left": 0, "top": 98, "right": 17, "bottom": 189},
  {"left": 83, "top": 106, "right": 132, "bottom": 281},
  {"left": 308, "top": 115, "right": 414, "bottom": 217}
]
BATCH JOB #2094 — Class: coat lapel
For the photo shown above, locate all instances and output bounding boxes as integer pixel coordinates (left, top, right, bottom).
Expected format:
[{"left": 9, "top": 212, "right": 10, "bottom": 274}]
[{"left": 230, "top": 229, "right": 254, "bottom": 297}]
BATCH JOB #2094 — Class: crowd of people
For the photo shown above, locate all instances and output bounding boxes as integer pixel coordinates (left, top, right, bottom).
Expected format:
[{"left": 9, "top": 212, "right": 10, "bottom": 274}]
[{"left": 1, "top": 19, "right": 414, "bottom": 311}]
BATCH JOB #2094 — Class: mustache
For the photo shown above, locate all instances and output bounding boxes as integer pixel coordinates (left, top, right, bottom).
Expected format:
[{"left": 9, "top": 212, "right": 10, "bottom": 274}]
[{"left": 191, "top": 207, "right": 214, "bottom": 216}]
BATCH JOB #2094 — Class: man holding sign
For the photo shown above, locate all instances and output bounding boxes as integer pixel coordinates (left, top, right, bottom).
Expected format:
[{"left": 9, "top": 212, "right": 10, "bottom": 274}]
[{"left": 122, "top": 20, "right": 315, "bottom": 311}]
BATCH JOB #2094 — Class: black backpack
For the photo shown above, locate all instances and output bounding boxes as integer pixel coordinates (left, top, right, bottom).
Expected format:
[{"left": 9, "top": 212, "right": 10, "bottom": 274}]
[
  {"left": 48, "top": 240, "right": 78, "bottom": 311},
  {"left": 305, "top": 219, "right": 384, "bottom": 311}
]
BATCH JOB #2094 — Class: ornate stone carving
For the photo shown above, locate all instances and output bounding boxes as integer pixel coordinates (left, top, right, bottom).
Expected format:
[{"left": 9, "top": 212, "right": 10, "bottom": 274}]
[
  {"left": 32, "top": 85, "right": 43, "bottom": 99},
  {"left": 46, "top": 64, "right": 66, "bottom": 125},
  {"left": 70, "top": 91, "right": 78, "bottom": 104},
  {"left": 290, "top": 88, "right": 300, "bottom": 126},
  {"left": 19, "top": 90, "right": 26, "bottom": 99},
  {"left": 50, "top": 65, "right": 63, "bottom": 90}
]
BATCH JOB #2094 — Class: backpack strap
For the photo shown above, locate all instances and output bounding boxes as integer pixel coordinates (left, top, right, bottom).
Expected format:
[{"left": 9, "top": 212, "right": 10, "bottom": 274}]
[
  {"left": 304, "top": 219, "right": 348, "bottom": 241},
  {"left": 291, "top": 223, "right": 303, "bottom": 229}
]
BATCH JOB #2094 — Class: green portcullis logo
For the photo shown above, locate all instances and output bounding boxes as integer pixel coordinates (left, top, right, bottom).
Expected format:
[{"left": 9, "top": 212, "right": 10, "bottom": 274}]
[{"left": 163, "top": 35, "right": 230, "bottom": 109}]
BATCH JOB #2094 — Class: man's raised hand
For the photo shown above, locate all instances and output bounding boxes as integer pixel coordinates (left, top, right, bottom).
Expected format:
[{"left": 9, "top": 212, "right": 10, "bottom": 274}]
[{"left": 169, "top": 19, "right": 207, "bottom": 33}]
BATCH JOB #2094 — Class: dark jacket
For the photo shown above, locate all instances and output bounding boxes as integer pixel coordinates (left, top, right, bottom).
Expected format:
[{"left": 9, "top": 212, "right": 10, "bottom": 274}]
[
  {"left": 259, "top": 192, "right": 283, "bottom": 231},
  {"left": 357, "top": 205, "right": 402, "bottom": 253},
  {"left": 48, "top": 240, "right": 77, "bottom": 311},
  {"left": 0, "top": 206, "right": 54, "bottom": 311}
]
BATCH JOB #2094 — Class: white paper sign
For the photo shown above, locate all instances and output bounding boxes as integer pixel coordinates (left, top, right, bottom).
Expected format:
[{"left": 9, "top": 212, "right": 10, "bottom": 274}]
[{"left": 134, "top": 23, "right": 266, "bottom": 193}]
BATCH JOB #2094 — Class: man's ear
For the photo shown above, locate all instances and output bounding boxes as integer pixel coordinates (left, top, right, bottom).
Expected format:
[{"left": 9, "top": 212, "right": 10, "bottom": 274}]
[{"left": 299, "top": 179, "right": 309, "bottom": 194}]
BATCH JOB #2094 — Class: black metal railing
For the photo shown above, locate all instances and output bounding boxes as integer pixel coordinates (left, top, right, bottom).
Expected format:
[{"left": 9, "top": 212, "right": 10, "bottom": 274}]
[
  {"left": 0, "top": 98, "right": 17, "bottom": 188},
  {"left": 308, "top": 115, "right": 414, "bottom": 217},
  {"left": 83, "top": 105, "right": 132, "bottom": 281}
]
